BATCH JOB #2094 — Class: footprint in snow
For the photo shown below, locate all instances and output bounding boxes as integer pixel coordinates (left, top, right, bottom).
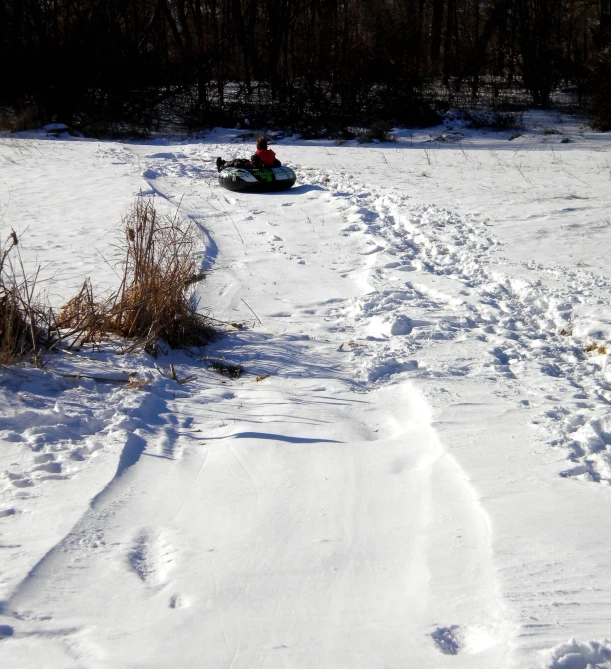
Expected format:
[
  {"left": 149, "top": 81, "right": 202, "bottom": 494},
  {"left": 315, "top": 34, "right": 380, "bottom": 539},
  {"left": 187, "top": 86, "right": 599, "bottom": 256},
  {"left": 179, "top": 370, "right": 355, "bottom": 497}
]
[
  {"left": 169, "top": 594, "right": 184, "bottom": 609},
  {"left": 390, "top": 315, "right": 413, "bottom": 336},
  {"left": 0, "top": 507, "right": 19, "bottom": 518},
  {"left": 33, "top": 453, "right": 55, "bottom": 464},
  {"left": 33, "top": 462, "right": 62, "bottom": 474},
  {"left": 6, "top": 472, "right": 34, "bottom": 488},
  {"left": 148, "top": 152, "right": 177, "bottom": 160},
  {"left": 431, "top": 625, "right": 461, "bottom": 655},
  {"left": 128, "top": 534, "right": 151, "bottom": 582},
  {"left": 128, "top": 530, "right": 178, "bottom": 585},
  {"left": 2, "top": 431, "right": 23, "bottom": 442},
  {"left": 0, "top": 624, "right": 14, "bottom": 639}
]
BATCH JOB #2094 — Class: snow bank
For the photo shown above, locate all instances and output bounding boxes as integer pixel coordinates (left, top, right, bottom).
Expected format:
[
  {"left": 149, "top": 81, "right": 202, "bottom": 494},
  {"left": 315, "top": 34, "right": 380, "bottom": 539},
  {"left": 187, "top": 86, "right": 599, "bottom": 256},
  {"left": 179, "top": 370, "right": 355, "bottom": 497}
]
[{"left": 549, "top": 638, "right": 611, "bottom": 668}]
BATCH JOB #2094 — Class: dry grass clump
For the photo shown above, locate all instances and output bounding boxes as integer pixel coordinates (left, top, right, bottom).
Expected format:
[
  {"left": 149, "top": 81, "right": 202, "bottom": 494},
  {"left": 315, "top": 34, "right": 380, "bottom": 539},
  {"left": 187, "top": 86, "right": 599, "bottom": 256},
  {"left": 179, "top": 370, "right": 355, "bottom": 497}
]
[
  {"left": 59, "top": 197, "right": 214, "bottom": 354},
  {"left": 0, "top": 231, "right": 54, "bottom": 365},
  {"left": 586, "top": 342, "right": 608, "bottom": 355},
  {"left": 208, "top": 359, "right": 243, "bottom": 379},
  {"left": 357, "top": 120, "right": 396, "bottom": 144},
  {"left": 1, "top": 196, "right": 212, "bottom": 367},
  {"left": 56, "top": 278, "right": 101, "bottom": 341}
]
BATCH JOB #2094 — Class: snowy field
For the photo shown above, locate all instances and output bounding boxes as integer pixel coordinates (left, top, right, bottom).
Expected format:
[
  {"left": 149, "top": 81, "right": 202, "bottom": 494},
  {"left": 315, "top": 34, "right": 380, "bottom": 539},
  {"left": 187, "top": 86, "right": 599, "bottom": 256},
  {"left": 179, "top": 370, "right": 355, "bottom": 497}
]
[{"left": 1, "top": 111, "right": 611, "bottom": 668}]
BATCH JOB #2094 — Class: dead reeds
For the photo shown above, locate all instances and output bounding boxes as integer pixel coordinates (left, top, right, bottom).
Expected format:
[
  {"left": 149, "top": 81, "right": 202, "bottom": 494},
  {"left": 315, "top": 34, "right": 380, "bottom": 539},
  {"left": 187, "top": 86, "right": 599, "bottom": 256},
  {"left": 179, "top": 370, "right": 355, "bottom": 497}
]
[
  {"left": 0, "top": 231, "right": 54, "bottom": 365},
  {"left": 1, "top": 196, "right": 213, "bottom": 366},
  {"left": 59, "top": 196, "right": 214, "bottom": 354}
]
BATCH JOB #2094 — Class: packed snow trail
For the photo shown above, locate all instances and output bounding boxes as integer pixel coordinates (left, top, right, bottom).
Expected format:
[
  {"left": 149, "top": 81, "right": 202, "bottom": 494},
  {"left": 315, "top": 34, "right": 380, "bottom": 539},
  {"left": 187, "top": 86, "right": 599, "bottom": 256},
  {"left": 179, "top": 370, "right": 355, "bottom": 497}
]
[
  {"left": 4, "top": 380, "right": 505, "bottom": 668},
  {"left": 133, "top": 135, "right": 611, "bottom": 666}
]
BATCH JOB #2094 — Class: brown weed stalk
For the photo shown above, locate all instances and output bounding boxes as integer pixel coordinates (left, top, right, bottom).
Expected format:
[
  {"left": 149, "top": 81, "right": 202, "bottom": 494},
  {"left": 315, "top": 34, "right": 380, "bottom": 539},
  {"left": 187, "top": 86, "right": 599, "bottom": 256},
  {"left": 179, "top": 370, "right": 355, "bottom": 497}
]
[{"left": 55, "top": 278, "right": 108, "bottom": 349}]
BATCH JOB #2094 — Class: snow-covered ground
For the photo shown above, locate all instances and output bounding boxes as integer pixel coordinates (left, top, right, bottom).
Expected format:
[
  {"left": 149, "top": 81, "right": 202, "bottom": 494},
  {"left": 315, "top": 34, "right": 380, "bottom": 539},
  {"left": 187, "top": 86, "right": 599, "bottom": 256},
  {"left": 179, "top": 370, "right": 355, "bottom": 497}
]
[{"left": 1, "top": 111, "right": 611, "bottom": 668}]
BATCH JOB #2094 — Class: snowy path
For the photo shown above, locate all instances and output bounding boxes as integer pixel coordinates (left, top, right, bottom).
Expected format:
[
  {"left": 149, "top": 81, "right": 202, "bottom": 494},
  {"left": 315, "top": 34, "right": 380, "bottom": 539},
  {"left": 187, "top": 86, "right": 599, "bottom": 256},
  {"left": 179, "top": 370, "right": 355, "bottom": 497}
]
[
  {"left": 2, "top": 118, "right": 611, "bottom": 667},
  {"left": 4, "top": 380, "right": 505, "bottom": 668}
]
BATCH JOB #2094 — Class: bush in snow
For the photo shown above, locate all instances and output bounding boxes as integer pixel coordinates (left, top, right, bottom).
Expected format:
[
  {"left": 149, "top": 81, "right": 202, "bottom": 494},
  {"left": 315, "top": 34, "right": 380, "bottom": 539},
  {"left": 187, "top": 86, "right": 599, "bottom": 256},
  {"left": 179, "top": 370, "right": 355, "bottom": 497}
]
[
  {"left": 461, "top": 109, "right": 525, "bottom": 132},
  {"left": 58, "top": 197, "right": 214, "bottom": 355},
  {"left": 357, "top": 120, "right": 397, "bottom": 144}
]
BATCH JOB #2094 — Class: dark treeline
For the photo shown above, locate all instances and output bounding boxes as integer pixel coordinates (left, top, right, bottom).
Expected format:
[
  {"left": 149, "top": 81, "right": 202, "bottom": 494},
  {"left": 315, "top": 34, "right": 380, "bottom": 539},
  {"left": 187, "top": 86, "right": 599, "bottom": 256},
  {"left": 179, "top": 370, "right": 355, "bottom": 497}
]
[{"left": 2, "top": 0, "right": 611, "bottom": 132}]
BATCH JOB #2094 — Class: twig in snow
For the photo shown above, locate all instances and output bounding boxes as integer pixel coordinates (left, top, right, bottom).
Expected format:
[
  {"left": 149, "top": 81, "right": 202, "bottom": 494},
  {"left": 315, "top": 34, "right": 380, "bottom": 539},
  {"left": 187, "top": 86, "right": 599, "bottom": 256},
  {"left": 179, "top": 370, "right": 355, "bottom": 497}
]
[
  {"left": 155, "top": 362, "right": 196, "bottom": 384},
  {"left": 240, "top": 298, "right": 278, "bottom": 336},
  {"left": 60, "top": 373, "right": 133, "bottom": 384},
  {"left": 516, "top": 165, "right": 531, "bottom": 184},
  {"left": 326, "top": 148, "right": 338, "bottom": 170},
  {"left": 456, "top": 140, "right": 469, "bottom": 162},
  {"left": 512, "top": 136, "right": 531, "bottom": 157},
  {"left": 562, "top": 168, "right": 592, "bottom": 188},
  {"left": 218, "top": 199, "right": 245, "bottom": 245}
]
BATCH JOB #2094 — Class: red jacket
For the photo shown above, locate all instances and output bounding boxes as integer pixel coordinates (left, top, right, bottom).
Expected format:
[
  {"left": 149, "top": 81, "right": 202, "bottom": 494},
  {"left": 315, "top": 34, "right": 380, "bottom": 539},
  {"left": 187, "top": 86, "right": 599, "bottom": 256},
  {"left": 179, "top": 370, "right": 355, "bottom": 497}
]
[{"left": 254, "top": 148, "right": 279, "bottom": 167}]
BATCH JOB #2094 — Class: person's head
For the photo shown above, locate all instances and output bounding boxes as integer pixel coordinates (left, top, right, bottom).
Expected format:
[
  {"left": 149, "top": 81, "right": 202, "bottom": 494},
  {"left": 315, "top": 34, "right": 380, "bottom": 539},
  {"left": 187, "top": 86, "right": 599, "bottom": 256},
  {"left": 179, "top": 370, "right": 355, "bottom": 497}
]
[{"left": 256, "top": 136, "right": 268, "bottom": 150}]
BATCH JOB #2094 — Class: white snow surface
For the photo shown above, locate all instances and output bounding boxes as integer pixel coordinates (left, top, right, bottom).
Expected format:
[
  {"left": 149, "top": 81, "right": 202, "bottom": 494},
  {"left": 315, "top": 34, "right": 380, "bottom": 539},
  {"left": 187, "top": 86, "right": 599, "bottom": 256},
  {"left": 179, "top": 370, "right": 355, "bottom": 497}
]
[{"left": 1, "top": 111, "right": 611, "bottom": 667}]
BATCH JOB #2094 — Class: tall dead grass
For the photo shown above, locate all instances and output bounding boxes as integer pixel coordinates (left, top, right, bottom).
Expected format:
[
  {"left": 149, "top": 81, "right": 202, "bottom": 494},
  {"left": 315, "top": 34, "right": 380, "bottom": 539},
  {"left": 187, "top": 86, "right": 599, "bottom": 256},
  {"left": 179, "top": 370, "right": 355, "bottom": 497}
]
[
  {"left": 1, "top": 196, "right": 212, "bottom": 366},
  {"left": 58, "top": 197, "right": 213, "bottom": 354},
  {"left": 0, "top": 231, "right": 54, "bottom": 365}
]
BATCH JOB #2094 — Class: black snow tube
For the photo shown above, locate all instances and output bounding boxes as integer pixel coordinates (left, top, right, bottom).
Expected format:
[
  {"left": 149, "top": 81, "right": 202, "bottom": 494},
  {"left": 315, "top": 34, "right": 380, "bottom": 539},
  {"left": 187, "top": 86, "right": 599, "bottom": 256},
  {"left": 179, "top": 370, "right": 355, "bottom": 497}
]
[{"left": 219, "top": 165, "right": 296, "bottom": 192}]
